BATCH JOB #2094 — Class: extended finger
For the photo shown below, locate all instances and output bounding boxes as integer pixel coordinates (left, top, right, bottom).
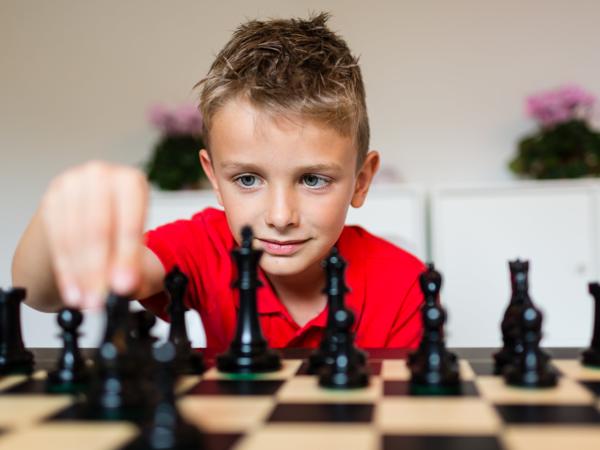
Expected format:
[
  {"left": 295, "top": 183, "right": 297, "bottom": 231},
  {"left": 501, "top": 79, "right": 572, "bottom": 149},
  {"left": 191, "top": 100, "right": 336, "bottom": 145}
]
[{"left": 110, "top": 168, "right": 148, "bottom": 296}]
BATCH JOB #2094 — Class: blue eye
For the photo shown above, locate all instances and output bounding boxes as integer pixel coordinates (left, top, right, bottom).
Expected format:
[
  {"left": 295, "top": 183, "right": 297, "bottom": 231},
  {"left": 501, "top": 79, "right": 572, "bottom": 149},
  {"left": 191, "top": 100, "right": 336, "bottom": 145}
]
[
  {"left": 302, "top": 174, "right": 329, "bottom": 188},
  {"left": 235, "top": 174, "right": 259, "bottom": 188}
]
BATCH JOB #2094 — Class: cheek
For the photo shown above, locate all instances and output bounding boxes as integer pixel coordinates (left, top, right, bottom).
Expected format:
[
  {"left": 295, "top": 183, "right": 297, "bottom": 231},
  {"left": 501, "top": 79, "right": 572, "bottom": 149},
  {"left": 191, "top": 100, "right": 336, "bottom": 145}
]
[
  {"left": 302, "top": 189, "right": 352, "bottom": 233},
  {"left": 219, "top": 186, "right": 259, "bottom": 237}
]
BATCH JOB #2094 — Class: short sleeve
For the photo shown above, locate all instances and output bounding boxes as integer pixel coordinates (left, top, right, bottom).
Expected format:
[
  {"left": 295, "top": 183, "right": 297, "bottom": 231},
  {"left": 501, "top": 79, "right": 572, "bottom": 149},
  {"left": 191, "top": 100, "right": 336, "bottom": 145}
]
[{"left": 139, "top": 208, "right": 233, "bottom": 321}]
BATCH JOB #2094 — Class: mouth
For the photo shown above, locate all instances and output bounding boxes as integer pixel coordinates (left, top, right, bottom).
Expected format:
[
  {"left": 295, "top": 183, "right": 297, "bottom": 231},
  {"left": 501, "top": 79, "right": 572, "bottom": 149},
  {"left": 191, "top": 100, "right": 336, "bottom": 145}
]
[{"left": 257, "top": 238, "right": 310, "bottom": 256}]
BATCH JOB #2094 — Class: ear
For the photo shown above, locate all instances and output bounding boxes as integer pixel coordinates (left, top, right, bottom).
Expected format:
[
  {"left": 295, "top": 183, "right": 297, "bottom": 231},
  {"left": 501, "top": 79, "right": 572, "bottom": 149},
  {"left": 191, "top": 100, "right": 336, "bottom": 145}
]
[
  {"left": 351, "top": 151, "right": 380, "bottom": 208},
  {"left": 199, "top": 149, "right": 224, "bottom": 207}
]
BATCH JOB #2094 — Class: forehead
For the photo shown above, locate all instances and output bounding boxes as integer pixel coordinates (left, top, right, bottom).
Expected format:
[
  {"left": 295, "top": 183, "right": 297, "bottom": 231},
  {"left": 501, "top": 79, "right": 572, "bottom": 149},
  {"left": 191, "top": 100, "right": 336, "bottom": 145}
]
[{"left": 208, "top": 98, "right": 357, "bottom": 169}]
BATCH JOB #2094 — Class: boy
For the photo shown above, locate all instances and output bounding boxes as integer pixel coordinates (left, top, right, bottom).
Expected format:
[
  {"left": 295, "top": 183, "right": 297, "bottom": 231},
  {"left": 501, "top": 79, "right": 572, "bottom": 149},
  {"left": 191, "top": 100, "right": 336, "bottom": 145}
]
[{"left": 12, "top": 13, "right": 424, "bottom": 351}]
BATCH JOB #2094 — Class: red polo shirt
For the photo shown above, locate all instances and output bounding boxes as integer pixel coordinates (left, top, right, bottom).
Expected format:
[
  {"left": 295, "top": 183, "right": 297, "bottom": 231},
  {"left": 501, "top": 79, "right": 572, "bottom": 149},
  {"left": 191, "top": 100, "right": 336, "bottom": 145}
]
[{"left": 141, "top": 207, "right": 424, "bottom": 352}]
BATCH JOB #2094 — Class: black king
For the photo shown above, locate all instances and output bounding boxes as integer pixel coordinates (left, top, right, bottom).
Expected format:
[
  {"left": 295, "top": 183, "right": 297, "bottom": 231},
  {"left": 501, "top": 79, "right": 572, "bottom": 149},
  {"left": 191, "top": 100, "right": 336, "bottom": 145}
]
[{"left": 216, "top": 226, "right": 281, "bottom": 373}]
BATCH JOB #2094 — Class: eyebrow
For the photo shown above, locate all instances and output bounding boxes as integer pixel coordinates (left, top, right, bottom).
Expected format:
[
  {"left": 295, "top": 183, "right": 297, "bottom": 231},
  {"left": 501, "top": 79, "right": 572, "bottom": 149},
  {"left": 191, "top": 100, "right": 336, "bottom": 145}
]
[{"left": 220, "top": 161, "right": 343, "bottom": 173}]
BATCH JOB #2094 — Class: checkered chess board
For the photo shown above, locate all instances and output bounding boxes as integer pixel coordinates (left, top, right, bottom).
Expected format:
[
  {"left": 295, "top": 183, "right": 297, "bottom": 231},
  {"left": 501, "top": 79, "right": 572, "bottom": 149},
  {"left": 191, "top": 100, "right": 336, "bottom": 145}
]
[{"left": 0, "top": 349, "right": 599, "bottom": 450}]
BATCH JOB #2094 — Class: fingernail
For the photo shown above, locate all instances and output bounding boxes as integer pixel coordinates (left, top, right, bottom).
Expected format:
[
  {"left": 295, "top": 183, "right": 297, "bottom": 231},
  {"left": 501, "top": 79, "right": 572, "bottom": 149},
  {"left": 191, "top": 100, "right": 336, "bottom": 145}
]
[
  {"left": 64, "top": 285, "right": 82, "bottom": 306},
  {"left": 111, "top": 269, "right": 136, "bottom": 294}
]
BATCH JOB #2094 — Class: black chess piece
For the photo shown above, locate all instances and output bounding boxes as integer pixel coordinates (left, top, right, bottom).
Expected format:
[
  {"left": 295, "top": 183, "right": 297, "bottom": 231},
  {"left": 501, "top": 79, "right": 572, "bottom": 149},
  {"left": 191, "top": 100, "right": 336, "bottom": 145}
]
[
  {"left": 504, "top": 301, "right": 557, "bottom": 388},
  {"left": 130, "top": 310, "right": 157, "bottom": 354},
  {"left": 407, "top": 263, "right": 444, "bottom": 370},
  {"left": 216, "top": 226, "right": 281, "bottom": 373},
  {"left": 308, "top": 247, "right": 366, "bottom": 374},
  {"left": 582, "top": 282, "right": 600, "bottom": 367},
  {"left": 86, "top": 293, "right": 149, "bottom": 421},
  {"left": 493, "top": 260, "right": 531, "bottom": 374},
  {"left": 0, "top": 287, "right": 34, "bottom": 375},
  {"left": 138, "top": 342, "right": 204, "bottom": 450},
  {"left": 318, "top": 305, "right": 369, "bottom": 389},
  {"left": 408, "top": 264, "right": 460, "bottom": 395},
  {"left": 128, "top": 310, "right": 161, "bottom": 403},
  {"left": 164, "top": 266, "right": 204, "bottom": 375},
  {"left": 46, "top": 308, "right": 90, "bottom": 393}
]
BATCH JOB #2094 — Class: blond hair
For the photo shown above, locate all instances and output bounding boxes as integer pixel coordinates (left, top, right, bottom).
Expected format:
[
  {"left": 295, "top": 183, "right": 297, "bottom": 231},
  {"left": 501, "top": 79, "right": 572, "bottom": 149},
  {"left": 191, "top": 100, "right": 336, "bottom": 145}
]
[{"left": 194, "top": 12, "right": 369, "bottom": 168}]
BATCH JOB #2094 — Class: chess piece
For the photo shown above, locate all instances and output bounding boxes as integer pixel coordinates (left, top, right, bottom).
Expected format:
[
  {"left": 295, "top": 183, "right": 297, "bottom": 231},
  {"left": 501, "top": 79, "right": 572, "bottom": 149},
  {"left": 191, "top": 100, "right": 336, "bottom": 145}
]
[
  {"left": 46, "top": 308, "right": 90, "bottom": 393},
  {"left": 308, "top": 247, "right": 366, "bottom": 374},
  {"left": 130, "top": 310, "right": 157, "bottom": 355},
  {"left": 140, "top": 342, "right": 204, "bottom": 450},
  {"left": 582, "top": 282, "right": 600, "bottom": 367},
  {"left": 493, "top": 260, "right": 532, "bottom": 374},
  {"left": 165, "top": 266, "right": 204, "bottom": 374},
  {"left": 0, "top": 287, "right": 34, "bottom": 375},
  {"left": 408, "top": 264, "right": 460, "bottom": 394},
  {"left": 86, "top": 293, "right": 149, "bottom": 420},
  {"left": 217, "top": 226, "right": 281, "bottom": 373},
  {"left": 504, "top": 301, "right": 557, "bottom": 387},
  {"left": 318, "top": 305, "right": 369, "bottom": 389},
  {"left": 128, "top": 310, "right": 160, "bottom": 402}
]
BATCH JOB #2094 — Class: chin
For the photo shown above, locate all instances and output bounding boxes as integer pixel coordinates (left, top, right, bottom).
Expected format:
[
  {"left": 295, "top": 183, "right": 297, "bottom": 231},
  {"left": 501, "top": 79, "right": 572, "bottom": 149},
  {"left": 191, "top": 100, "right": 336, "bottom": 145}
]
[{"left": 259, "top": 254, "right": 313, "bottom": 277}]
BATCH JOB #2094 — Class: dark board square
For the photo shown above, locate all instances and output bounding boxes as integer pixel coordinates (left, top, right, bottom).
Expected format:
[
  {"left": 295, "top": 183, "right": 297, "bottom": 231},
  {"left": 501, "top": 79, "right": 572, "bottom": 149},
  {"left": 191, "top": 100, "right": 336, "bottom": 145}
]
[
  {"left": 581, "top": 381, "right": 600, "bottom": 397},
  {"left": 47, "top": 403, "right": 146, "bottom": 424},
  {"left": 296, "top": 361, "right": 381, "bottom": 376},
  {"left": 121, "top": 432, "right": 242, "bottom": 450},
  {"left": 468, "top": 361, "right": 497, "bottom": 376},
  {"left": 185, "top": 379, "right": 284, "bottom": 396},
  {"left": 495, "top": 404, "right": 600, "bottom": 424},
  {"left": 3, "top": 379, "right": 49, "bottom": 394},
  {"left": 268, "top": 403, "right": 373, "bottom": 423},
  {"left": 383, "top": 381, "right": 479, "bottom": 397},
  {"left": 382, "top": 435, "right": 503, "bottom": 450},
  {"left": 4, "top": 377, "right": 89, "bottom": 396}
]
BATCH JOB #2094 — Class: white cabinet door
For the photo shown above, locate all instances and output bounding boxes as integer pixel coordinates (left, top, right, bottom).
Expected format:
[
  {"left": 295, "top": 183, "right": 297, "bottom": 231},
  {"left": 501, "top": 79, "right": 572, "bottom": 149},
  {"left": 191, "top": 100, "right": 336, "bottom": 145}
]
[
  {"left": 431, "top": 182, "right": 597, "bottom": 347},
  {"left": 346, "top": 185, "right": 426, "bottom": 259}
]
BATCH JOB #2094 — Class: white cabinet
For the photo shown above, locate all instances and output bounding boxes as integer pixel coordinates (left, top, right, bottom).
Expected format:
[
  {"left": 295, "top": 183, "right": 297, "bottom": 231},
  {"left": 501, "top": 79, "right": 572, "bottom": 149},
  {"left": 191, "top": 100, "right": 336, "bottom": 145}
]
[{"left": 431, "top": 181, "right": 598, "bottom": 347}]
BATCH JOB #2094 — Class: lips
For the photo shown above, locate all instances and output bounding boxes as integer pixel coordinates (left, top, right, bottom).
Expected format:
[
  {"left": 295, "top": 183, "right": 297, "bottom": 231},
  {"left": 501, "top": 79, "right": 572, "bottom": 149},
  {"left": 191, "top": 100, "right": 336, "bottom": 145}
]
[{"left": 257, "top": 238, "right": 310, "bottom": 256}]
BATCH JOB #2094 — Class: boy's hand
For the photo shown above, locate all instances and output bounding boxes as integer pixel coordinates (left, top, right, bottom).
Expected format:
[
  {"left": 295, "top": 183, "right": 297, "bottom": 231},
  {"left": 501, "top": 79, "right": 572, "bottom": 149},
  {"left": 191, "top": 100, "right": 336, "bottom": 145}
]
[{"left": 40, "top": 161, "right": 148, "bottom": 309}]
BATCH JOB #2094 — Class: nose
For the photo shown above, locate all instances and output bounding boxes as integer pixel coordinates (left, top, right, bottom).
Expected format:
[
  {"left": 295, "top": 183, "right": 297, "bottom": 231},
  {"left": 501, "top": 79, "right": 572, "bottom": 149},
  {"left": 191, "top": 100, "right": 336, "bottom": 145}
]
[{"left": 265, "top": 185, "right": 299, "bottom": 231}]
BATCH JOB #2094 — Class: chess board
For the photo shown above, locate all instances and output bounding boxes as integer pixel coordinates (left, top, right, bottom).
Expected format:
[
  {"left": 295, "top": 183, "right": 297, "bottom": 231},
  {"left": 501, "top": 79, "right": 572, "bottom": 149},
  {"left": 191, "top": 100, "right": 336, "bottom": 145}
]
[{"left": 0, "top": 349, "right": 599, "bottom": 450}]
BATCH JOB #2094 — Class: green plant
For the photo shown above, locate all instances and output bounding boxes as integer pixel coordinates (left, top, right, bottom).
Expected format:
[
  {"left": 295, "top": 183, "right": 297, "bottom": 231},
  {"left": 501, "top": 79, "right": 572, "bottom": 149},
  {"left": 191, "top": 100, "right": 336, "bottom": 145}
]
[
  {"left": 145, "top": 103, "right": 207, "bottom": 190},
  {"left": 510, "top": 85, "right": 600, "bottom": 179}
]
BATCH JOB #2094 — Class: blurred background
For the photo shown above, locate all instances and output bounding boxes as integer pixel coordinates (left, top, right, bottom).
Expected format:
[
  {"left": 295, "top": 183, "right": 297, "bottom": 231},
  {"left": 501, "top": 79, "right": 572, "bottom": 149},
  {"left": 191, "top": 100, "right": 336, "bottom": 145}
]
[{"left": 2, "top": 0, "right": 600, "bottom": 347}]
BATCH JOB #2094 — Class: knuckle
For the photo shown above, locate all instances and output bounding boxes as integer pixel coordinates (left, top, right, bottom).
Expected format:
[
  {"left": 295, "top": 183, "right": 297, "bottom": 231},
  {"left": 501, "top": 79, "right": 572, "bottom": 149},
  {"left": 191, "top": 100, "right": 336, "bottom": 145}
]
[{"left": 84, "top": 160, "right": 110, "bottom": 179}]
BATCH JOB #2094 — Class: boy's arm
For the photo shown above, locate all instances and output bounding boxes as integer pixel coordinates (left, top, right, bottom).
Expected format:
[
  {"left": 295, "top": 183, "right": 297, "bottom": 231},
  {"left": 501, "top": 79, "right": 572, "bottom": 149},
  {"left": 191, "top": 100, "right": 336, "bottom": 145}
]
[{"left": 11, "top": 161, "right": 166, "bottom": 312}]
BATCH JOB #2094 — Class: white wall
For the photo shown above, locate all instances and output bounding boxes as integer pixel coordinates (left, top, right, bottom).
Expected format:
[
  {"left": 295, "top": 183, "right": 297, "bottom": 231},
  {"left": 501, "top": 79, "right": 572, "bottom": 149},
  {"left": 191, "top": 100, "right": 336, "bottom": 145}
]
[{"left": 2, "top": 1, "right": 600, "bottom": 300}]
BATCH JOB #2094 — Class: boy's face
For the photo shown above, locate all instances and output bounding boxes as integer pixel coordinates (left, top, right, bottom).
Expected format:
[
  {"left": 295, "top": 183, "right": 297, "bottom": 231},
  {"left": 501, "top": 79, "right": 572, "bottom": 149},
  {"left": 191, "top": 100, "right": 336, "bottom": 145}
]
[{"left": 200, "top": 98, "right": 379, "bottom": 281}]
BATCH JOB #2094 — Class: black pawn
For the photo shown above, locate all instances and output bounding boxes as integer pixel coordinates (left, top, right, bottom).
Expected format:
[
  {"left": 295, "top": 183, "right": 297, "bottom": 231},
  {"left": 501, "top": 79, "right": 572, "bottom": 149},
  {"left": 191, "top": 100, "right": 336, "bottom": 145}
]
[
  {"left": 46, "top": 308, "right": 90, "bottom": 393},
  {"left": 318, "top": 306, "right": 369, "bottom": 389},
  {"left": 504, "top": 302, "right": 557, "bottom": 388},
  {"left": 165, "top": 266, "right": 204, "bottom": 375},
  {"left": 582, "top": 282, "right": 600, "bottom": 367},
  {"left": 86, "top": 293, "right": 148, "bottom": 421},
  {"left": 0, "top": 287, "right": 34, "bottom": 375},
  {"left": 217, "top": 226, "right": 281, "bottom": 373},
  {"left": 493, "top": 260, "right": 531, "bottom": 374},
  {"left": 139, "top": 342, "right": 204, "bottom": 450},
  {"left": 308, "top": 247, "right": 366, "bottom": 374},
  {"left": 130, "top": 310, "right": 157, "bottom": 355},
  {"left": 408, "top": 264, "right": 460, "bottom": 394},
  {"left": 128, "top": 310, "right": 160, "bottom": 400}
]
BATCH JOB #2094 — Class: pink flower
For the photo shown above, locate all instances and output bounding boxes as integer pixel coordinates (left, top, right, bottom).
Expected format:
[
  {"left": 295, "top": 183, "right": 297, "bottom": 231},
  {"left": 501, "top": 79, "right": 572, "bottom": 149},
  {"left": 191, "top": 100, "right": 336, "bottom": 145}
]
[
  {"left": 526, "top": 84, "right": 596, "bottom": 128},
  {"left": 147, "top": 103, "right": 203, "bottom": 136}
]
